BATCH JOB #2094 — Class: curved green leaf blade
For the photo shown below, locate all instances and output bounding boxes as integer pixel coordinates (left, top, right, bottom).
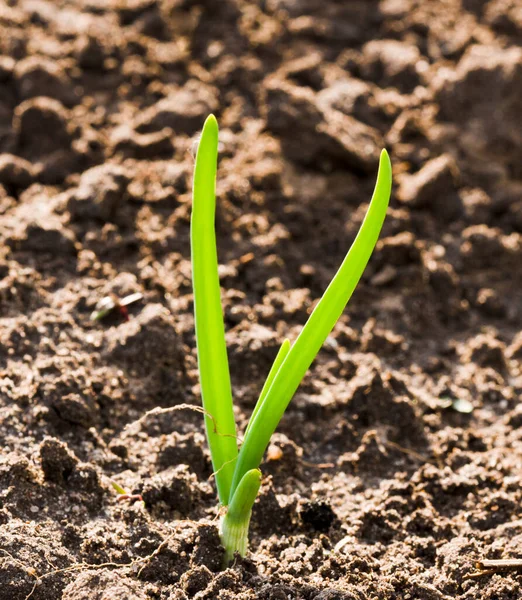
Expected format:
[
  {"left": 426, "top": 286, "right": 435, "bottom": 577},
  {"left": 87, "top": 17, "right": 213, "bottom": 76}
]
[
  {"left": 230, "top": 149, "right": 392, "bottom": 495},
  {"left": 191, "top": 114, "right": 238, "bottom": 506},
  {"left": 244, "top": 338, "right": 290, "bottom": 439}
]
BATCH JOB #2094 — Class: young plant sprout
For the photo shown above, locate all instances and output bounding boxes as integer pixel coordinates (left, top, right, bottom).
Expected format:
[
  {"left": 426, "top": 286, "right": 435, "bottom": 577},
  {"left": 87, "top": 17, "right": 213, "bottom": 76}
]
[
  {"left": 109, "top": 480, "right": 145, "bottom": 507},
  {"left": 191, "top": 115, "right": 392, "bottom": 564},
  {"left": 90, "top": 292, "right": 143, "bottom": 321}
]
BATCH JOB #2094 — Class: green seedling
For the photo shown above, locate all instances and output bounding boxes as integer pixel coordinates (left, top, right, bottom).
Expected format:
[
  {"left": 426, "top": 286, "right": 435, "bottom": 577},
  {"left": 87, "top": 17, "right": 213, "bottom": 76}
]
[
  {"left": 110, "top": 479, "right": 145, "bottom": 506},
  {"left": 191, "top": 115, "right": 392, "bottom": 564},
  {"left": 90, "top": 292, "right": 143, "bottom": 322},
  {"left": 110, "top": 480, "right": 128, "bottom": 495}
]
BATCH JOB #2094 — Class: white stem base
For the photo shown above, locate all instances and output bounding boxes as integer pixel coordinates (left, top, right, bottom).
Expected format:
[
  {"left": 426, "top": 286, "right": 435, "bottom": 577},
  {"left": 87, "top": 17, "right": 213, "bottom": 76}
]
[{"left": 219, "top": 512, "right": 250, "bottom": 565}]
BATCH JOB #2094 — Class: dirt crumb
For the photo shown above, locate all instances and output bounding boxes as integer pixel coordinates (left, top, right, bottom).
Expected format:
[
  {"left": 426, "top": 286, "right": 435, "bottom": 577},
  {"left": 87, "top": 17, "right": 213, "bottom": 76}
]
[
  {"left": 40, "top": 438, "right": 79, "bottom": 484},
  {"left": 68, "top": 164, "right": 130, "bottom": 222},
  {"left": 62, "top": 570, "right": 148, "bottom": 600}
]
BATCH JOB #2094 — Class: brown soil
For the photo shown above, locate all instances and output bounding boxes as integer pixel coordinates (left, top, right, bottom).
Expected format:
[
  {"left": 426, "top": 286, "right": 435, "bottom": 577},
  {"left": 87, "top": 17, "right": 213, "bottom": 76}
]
[{"left": 1, "top": 0, "right": 522, "bottom": 598}]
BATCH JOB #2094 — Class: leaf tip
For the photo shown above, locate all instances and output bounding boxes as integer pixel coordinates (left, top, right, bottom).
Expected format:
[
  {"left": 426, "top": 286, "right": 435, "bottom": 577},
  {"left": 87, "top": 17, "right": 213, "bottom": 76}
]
[
  {"left": 203, "top": 113, "right": 219, "bottom": 135},
  {"left": 380, "top": 148, "right": 391, "bottom": 168},
  {"left": 378, "top": 149, "right": 392, "bottom": 191}
]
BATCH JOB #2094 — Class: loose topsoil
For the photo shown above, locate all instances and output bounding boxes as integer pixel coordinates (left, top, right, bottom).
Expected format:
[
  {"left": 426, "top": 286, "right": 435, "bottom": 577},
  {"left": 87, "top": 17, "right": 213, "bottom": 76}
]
[{"left": 1, "top": 0, "right": 522, "bottom": 598}]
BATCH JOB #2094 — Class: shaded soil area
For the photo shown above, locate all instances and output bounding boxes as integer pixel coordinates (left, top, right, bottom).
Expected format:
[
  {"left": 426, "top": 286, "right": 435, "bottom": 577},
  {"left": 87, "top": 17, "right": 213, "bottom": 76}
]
[{"left": 1, "top": 0, "right": 522, "bottom": 598}]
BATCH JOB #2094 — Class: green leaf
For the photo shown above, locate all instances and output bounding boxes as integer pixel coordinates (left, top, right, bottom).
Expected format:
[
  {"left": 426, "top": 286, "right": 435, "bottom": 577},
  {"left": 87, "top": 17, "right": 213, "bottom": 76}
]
[
  {"left": 230, "top": 149, "right": 392, "bottom": 496},
  {"left": 110, "top": 480, "right": 128, "bottom": 495},
  {"left": 244, "top": 338, "right": 291, "bottom": 439},
  {"left": 191, "top": 114, "right": 238, "bottom": 506}
]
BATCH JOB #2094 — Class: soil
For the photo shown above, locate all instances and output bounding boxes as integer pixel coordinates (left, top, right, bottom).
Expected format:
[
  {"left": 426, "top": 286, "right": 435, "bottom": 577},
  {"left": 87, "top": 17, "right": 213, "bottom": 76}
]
[{"left": 1, "top": 0, "right": 522, "bottom": 598}]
